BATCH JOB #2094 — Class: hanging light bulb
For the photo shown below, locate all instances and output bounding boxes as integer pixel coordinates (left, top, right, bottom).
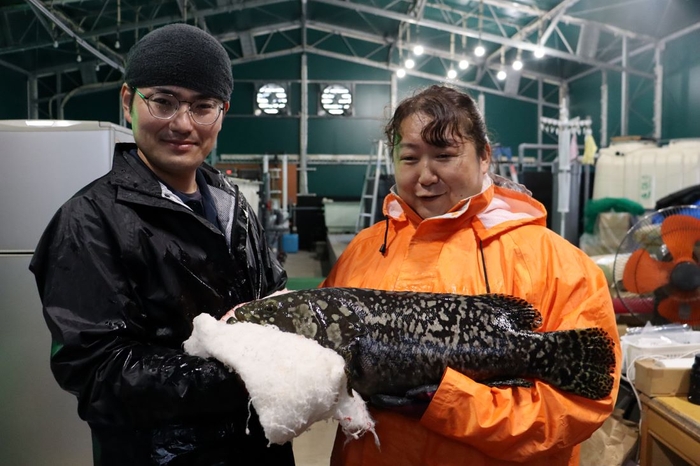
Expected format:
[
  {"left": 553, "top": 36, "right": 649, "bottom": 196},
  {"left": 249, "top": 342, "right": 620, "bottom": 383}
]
[
  {"left": 497, "top": 69, "right": 507, "bottom": 80},
  {"left": 115, "top": 39, "right": 121, "bottom": 50},
  {"left": 396, "top": 68, "right": 406, "bottom": 78},
  {"left": 447, "top": 68, "right": 457, "bottom": 80},
  {"left": 53, "top": 40, "right": 59, "bottom": 48},
  {"left": 512, "top": 49, "right": 523, "bottom": 71},
  {"left": 413, "top": 45, "right": 424, "bottom": 56},
  {"left": 76, "top": 54, "right": 82, "bottom": 63},
  {"left": 534, "top": 46, "right": 545, "bottom": 59},
  {"left": 95, "top": 63, "right": 101, "bottom": 72},
  {"left": 458, "top": 59, "right": 469, "bottom": 70},
  {"left": 405, "top": 58, "right": 415, "bottom": 69},
  {"left": 474, "top": 0, "right": 485, "bottom": 58}
]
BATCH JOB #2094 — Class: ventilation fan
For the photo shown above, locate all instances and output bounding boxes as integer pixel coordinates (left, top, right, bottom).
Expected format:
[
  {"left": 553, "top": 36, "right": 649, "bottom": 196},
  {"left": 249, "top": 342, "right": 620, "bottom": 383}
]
[{"left": 612, "top": 205, "right": 700, "bottom": 326}]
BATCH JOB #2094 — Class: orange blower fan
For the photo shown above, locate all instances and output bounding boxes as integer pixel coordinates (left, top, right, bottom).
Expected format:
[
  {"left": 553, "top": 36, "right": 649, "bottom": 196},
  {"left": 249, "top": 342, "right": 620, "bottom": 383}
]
[{"left": 613, "top": 205, "right": 700, "bottom": 326}]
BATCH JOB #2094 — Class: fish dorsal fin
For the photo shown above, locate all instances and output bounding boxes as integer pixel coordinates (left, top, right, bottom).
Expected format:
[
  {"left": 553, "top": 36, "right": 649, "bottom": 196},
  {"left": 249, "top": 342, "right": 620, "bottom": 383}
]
[{"left": 483, "top": 294, "right": 543, "bottom": 331}]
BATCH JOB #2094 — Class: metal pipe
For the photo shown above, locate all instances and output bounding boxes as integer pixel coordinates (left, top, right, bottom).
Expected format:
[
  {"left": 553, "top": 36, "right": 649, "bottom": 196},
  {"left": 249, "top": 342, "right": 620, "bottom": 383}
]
[
  {"left": 299, "top": 53, "right": 309, "bottom": 195},
  {"left": 654, "top": 44, "right": 664, "bottom": 140},
  {"left": 620, "top": 36, "right": 628, "bottom": 136},
  {"left": 517, "top": 143, "right": 558, "bottom": 171},
  {"left": 281, "top": 154, "right": 288, "bottom": 212},
  {"left": 601, "top": 71, "right": 608, "bottom": 147}
]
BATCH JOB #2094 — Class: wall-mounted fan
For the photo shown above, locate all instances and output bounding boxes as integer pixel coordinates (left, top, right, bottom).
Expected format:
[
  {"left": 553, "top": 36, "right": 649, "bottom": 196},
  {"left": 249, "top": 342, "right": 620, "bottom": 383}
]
[{"left": 612, "top": 205, "right": 700, "bottom": 326}]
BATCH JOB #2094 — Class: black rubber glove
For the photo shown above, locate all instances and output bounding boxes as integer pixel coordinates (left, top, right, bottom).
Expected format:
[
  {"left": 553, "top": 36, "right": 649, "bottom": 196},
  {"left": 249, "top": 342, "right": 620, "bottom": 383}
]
[{"left": 369, "top": 384, "right": 439, "bottom": 419}]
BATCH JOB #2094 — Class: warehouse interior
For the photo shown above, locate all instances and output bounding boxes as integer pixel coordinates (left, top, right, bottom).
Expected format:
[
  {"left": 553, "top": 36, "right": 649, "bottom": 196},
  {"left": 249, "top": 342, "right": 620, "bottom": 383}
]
[{"left": 2, "top": 0, "right": 700, "bottom": 465}]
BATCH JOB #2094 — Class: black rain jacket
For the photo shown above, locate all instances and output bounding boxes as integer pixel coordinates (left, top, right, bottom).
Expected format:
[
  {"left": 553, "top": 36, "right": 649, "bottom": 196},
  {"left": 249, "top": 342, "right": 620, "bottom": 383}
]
[{"left": 30, "top": 143, "right": 294, "bottom": 465}]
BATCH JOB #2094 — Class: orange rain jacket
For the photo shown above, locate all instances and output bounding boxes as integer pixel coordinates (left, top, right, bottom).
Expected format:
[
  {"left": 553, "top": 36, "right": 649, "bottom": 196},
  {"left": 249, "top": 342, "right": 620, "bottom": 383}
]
[{"left": 321, "top": 179, "right": 622, "bottom": 466}]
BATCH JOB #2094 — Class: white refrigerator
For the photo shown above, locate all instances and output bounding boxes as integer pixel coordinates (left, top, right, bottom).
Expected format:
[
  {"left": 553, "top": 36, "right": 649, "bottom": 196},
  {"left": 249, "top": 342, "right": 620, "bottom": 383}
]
[{"left": 0, "top": 120, "right": 133, "bottom": 465}]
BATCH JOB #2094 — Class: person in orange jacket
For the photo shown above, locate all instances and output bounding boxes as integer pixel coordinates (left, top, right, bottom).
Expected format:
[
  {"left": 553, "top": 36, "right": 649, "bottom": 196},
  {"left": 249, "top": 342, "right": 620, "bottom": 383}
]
[{"left": 320, "top": 84, "right": 621, "bottom": 466}]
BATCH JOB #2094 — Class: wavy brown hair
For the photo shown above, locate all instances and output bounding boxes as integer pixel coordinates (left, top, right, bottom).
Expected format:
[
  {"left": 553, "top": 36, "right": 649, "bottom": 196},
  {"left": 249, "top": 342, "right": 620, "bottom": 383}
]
[{"left": 385, "top": 85, "right": 490, "bottom": 159}]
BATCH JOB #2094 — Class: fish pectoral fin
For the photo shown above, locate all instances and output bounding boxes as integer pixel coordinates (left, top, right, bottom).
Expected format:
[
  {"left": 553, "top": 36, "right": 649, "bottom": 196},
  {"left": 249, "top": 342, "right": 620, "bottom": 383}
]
[
  {"left": 343, "top": 366, "right": 355, "bottom": 397},
  {"left": 481, "top": 377, "right": 533, "bottom": 388},
  {"left": 370, "top": 394, "right": 413, "bottom": 408}
]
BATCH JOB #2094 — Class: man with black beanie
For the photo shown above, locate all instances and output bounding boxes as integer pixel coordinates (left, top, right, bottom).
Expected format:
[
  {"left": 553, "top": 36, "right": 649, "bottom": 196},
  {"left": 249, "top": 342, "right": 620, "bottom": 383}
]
[{"left": 30, "top": 23, "right": 295, "bottom": 465}]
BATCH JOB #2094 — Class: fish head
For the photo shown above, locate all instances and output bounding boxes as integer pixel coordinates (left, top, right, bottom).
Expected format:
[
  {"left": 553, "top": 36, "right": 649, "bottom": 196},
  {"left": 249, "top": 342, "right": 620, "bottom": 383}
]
[{"left": 228, "top": 290, "right": 367, "bottom": 353}]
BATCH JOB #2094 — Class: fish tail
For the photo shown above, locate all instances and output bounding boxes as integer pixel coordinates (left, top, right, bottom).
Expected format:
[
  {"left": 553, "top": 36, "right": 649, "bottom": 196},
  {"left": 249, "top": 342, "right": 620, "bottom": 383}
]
[{"left": 536, "top": 327, "right": 616, "bottom": 400}]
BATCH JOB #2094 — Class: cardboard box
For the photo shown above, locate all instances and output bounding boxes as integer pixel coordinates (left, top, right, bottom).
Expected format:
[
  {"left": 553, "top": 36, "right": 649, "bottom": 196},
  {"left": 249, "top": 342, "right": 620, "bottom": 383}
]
[{"left": 634, "top": 358, "right": 692, "bottom": 397}]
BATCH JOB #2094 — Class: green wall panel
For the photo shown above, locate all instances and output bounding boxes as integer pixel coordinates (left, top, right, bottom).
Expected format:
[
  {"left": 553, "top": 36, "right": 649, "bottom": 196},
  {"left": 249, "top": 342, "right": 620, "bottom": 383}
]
[
  {"left": 63, "top": 88, "right": 122, "bottom": 123},
  {"left": 662, "top": 30, "right": 700, "bottom": 140},
  {"left": 482, "top": 93, "right": 539, "bottom": 152},
  {"left": 218, "top": 115, "right": 299, "bottom": 155},
  {"left": 307, "top": 118, "right": 383, "bottom": 154},
  {"left": 1, "top": 70, "right": 27, "bottom": 119},
  {"left": 307, "top": 164, "right": 367, "bottom": 199}
]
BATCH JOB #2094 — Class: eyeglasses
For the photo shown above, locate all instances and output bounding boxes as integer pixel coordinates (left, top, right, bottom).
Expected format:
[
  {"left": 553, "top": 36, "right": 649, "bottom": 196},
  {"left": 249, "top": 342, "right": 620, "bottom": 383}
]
[{"left": 134, "top": 88, "right": 224, "bottom": 125}]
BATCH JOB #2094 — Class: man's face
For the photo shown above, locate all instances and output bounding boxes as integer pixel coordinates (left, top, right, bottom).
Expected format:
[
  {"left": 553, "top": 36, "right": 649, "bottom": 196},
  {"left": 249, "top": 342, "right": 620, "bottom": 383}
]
[
  {"left": 394, "top": 112, "right": 491, "bottom": 219},
  {"left": 121, "top": 84, "right": 229, "bottom": 192}
]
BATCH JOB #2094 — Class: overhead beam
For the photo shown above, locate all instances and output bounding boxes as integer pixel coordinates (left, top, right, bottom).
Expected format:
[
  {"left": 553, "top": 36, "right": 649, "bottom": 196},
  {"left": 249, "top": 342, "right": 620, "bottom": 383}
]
[
  {"left": 305, "top": 46, "right": 559, "bottom": 108},
  {"left": 307, "top": 20, "right": 563, "bottom": 86},
  {"left": 312, "top": 0, "right": 654, "bottom": 79},
  {"left": 23, "top": 0, "right": 124, "bottom": 71},
  {"left": 2, "top": 0, "right": 290, "bottom": 56},
  {"left": 539, "top": 0, "right": 582, "bottom": 46},
  {"left": 565, "top": 21, "right": 700, "bottom": 84},
  {"left": 0, "top": 58, "right": 29, "bottom": 75}
]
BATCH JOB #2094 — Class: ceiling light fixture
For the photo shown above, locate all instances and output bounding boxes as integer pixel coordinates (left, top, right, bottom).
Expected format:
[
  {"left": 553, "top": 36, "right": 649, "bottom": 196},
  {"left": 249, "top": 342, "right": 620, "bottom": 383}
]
[
  {"left": 413, "top": 44, "right": 424, "bottom": 56},
  {"left": 458, "top": 59, "right": 469, "bottom": 70},
  {"left": 533, "top": 21, "right": 545, "bottom": 58},
  {"left": 405, "top": 58, "right": 415, "bottom": 69},
  {"left": 396, "top": 68, "right": 406, "bottom": 78},
  {"left": 497, "top": 48, "right": 507, "bottom": 80},
  {"left": 474, "top": 0, "right": 485, "bottom": 58},
  {"left": 447, "top": 68, "right": 457, "bottom": 80},
  {"left": 512, "top": 49, "right": 523, "bottom": 71}
]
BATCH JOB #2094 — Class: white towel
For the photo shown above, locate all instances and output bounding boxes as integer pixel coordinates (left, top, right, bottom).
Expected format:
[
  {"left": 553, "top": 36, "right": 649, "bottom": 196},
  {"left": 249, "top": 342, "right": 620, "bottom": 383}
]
[{"left": 183, "top": 314, "right": 377, "bottom": 446}]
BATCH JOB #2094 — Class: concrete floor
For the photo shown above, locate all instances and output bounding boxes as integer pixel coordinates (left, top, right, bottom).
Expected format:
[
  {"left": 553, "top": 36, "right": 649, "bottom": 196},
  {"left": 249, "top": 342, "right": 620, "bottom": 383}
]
[{"left": 283, "top": 249, "right": 338, "bottom": 466}]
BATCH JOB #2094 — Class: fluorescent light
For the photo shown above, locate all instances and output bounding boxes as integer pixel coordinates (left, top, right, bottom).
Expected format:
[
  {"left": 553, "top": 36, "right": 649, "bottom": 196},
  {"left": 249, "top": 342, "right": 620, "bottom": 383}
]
[{"left": 24, "top": 120, "right": 80, "bottom": 127}]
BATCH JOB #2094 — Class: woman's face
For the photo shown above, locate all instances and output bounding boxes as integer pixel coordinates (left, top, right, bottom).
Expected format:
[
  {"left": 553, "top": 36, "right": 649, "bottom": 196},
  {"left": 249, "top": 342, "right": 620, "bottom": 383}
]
[{"left": 394, "top": 112, "right": 491, "bottom": 219}]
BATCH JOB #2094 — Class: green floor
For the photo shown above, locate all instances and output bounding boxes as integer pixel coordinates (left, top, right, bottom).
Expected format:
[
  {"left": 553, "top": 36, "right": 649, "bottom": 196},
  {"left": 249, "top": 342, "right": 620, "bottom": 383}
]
[{"left": 286, "top": 276, "right": 325, "bottom": 290}]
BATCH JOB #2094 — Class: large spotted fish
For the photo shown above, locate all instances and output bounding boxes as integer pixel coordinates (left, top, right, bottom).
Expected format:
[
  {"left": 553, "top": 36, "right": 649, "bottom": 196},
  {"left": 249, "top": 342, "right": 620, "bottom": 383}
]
[{"left": 227, "top": 287, "right": 616, "bottom": 400}]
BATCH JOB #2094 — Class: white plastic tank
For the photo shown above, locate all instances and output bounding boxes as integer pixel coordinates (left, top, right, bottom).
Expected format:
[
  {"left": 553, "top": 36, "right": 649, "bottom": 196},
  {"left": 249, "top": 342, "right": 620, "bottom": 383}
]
[
  {"left": 624, "top": 139, "right": 700, "bottom": 209},
  {"left": 592, "top": 140, "right": 656, "bottom": 201},
  {"left": 664, "top": 138, "right": 700, "bottom": 194}
]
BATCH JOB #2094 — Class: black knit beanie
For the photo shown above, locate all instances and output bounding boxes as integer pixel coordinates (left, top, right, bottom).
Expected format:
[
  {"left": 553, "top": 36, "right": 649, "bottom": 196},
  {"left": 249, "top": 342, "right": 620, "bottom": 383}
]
[{"left": 124, "top": 23, "right": 233, "bottom": 102}]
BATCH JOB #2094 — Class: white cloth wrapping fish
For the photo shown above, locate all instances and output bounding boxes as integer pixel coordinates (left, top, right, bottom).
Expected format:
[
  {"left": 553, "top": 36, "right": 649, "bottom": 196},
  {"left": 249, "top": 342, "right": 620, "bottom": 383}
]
[{"left": 183, "top": 314, "right": 377, "bottom": 445}]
